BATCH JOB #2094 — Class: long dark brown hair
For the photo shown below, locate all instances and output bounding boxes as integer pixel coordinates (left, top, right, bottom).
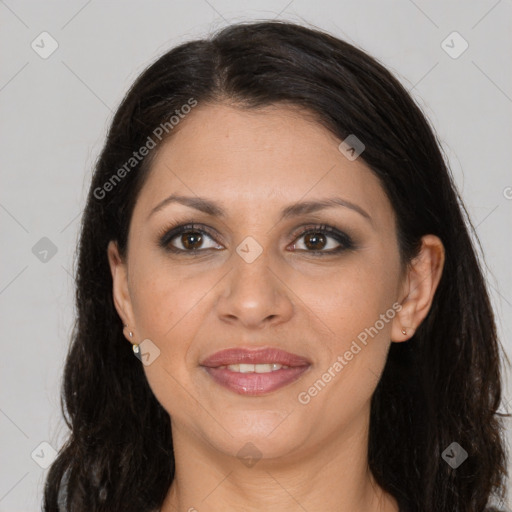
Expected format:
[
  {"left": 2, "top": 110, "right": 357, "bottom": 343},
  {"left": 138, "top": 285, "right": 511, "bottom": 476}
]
[{"left": 43, "top": 20, "right": 510, "bottom": 512}]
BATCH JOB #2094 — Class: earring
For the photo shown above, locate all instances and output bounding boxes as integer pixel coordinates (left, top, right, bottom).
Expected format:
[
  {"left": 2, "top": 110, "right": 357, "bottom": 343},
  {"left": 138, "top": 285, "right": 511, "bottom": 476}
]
[
  {"left": 124, "top": 324, "right": 140, "bottom": 356},
  {"left": 401, "top": 328, "right": 407, "bottom": 335}
]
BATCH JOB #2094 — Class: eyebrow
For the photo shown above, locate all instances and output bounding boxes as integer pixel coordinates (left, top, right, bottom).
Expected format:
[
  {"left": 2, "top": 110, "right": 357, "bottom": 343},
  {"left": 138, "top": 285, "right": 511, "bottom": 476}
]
[{"left": 147, "top": 194, "right": 372, "bottom": 224}]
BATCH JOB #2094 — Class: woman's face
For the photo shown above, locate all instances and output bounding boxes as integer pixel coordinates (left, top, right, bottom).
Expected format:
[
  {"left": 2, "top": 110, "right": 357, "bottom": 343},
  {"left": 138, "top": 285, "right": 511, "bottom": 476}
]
[{"left": 109, "top": 102, "right": 413, "bottom": 460}]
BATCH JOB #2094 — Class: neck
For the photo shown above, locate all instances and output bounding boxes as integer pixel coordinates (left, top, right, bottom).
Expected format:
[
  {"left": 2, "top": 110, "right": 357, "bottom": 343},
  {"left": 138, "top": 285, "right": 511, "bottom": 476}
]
[{"left": 160, "top": 406, "right": 399, "bottom": 512}]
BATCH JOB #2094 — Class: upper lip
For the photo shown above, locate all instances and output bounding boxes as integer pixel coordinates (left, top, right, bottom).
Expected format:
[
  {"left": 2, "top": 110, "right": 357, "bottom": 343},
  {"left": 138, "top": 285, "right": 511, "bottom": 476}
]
[{"left": 200, "top": 347, "right": 311, "bottom": 368}]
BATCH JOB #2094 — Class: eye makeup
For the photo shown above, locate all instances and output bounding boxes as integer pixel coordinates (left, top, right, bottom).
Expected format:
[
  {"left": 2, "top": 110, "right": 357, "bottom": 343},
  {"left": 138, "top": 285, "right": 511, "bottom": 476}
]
[{"left": 155, "top": 220, "right": 357, "bottom": 256}]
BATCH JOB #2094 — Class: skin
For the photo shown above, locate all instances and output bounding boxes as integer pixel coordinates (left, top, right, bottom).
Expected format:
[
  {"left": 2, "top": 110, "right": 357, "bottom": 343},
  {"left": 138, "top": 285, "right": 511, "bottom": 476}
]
[{"left": 108, "top": 102, "right": 445, "bottom": 512}]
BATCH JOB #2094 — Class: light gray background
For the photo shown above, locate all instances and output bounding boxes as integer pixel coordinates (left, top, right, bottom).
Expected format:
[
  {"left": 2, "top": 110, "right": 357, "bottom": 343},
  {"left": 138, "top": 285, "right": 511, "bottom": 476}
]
[{"left": 1, "top": 1, "right": 511, "bottom": 510}]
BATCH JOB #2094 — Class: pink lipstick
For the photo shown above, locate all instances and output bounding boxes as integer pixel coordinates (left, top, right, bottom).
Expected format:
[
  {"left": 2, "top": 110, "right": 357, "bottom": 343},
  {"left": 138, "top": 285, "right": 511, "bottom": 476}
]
[{"left": 200, "top": 347, "right": 311, "bottom": 396}]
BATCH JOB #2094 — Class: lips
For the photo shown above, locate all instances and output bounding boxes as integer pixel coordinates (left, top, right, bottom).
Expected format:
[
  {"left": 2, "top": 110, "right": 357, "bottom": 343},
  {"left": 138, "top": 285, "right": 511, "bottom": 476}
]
[
  {"left": 200, "top": 347, "right": 311, "bottom": 368},
  {"left": 200, "top": 347, "right": 312, "bottom": 396}
]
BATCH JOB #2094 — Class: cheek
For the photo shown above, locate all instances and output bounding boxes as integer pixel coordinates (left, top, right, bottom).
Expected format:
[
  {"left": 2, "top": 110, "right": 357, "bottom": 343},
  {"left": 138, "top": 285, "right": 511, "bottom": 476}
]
[
  {"left": 296, "top": 254, "right": 399, "bottom": 347},
  {"left": 128, "top": 262, "right": 208, "bottom": 417},
  {"left": 129, "top": 255, "right": 208, "bottom": 341},
  {"left": 293, "top": 262, "right": 399, "bottom": 433}
]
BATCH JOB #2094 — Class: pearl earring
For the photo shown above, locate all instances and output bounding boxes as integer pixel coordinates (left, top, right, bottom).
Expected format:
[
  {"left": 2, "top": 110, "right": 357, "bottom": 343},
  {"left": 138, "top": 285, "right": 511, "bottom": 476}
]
[
  {"left": 124, "top": 324, "right": 139, "bottom": 354},
  {"left": 401, "top": 328, "right": 407, "bottom": 335}
]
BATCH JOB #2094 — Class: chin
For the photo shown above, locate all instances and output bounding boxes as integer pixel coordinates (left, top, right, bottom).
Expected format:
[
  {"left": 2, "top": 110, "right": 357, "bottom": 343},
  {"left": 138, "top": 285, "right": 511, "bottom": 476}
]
[{"left": 208, "top": 411, "right": 307, "bottom": 457}]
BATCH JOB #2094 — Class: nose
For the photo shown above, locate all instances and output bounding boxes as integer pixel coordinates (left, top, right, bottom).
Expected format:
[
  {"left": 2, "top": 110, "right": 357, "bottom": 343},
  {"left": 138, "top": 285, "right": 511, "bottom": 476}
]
[{"left": 215, "top": 249, "right": 294, "bottom": 329}]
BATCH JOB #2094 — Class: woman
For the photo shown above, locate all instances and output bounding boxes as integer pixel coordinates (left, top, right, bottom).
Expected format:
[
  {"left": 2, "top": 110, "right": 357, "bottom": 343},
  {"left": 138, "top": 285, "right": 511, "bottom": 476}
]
[{"left": 43, "top": 20, "right": 510, "bottom": 512}]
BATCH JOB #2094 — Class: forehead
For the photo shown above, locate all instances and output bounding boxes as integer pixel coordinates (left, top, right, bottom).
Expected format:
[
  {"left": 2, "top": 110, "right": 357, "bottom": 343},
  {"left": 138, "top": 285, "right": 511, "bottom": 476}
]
[{"left": 133, "top": 102, "right": 392, "bottom": 223}]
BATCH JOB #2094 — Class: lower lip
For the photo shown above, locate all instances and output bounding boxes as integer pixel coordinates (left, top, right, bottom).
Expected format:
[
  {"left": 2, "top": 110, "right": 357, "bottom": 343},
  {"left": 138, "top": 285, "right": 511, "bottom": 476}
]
[{"left": 202, "top": 365, "right": 311, "bottom": 396}]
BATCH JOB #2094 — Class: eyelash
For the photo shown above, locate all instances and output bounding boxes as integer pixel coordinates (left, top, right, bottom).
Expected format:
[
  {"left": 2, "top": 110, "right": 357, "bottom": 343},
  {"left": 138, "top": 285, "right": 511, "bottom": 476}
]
[{"left": 157, "top": 222, "right": 355, "bottom": 256}]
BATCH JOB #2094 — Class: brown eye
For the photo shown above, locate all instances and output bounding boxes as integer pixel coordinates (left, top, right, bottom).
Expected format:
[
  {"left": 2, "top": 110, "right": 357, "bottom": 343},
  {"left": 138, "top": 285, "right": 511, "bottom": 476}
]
[
  {"left": 303, "top": 232, "right": 328, "bottom": 251},
  {"left": 292, "top": 225, "right": 353, "bottom": 253},
  {"left": 180, "top": 231, "right": 204, "bottom": 250},
  {"left": 159, "top": 224, "right": 223, "bottom": 253},
  {"left": 159, "top": 223, "right": 354, "bottom": 256}
]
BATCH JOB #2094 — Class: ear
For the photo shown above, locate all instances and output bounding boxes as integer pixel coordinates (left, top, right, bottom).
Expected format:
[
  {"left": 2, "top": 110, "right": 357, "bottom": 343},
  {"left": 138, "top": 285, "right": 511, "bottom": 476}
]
[
  {"left": 107, "top": 240, "right": 137, "bottom": 344},
  {"left": 391, "top": 234, "right": 445, "bottom": 342}
]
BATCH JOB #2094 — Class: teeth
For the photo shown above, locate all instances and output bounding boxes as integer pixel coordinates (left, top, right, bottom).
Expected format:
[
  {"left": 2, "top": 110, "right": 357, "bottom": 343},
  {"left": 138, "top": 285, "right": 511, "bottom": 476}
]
[{"left": 218, "top": 363, "right": 290, "bottom": 373}]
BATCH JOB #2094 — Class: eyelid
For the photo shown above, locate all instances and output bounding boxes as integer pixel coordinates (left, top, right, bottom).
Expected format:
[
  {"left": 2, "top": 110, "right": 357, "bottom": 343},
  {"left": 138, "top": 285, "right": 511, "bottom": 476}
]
[
  {"left": 157, "top": 221, "right": 356, "bottom": 254},
  {"left": 288, "top": 224, "right": 355, "bottom": 252},
  {"left": 156, "top": 222, "right": 223, "bottom": 251}
]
